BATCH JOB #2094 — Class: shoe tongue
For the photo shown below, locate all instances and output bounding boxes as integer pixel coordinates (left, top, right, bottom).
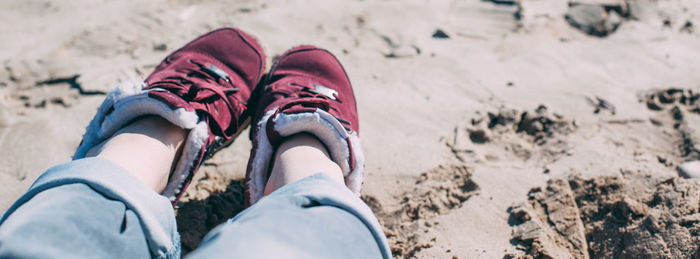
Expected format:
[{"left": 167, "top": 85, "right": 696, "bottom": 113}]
[{"left": 279, "top": 98, "right": 330, "bottom": 114}]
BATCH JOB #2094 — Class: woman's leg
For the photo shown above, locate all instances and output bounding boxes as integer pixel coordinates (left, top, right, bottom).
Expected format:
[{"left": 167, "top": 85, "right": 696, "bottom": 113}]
[
  {"left": 0, "top": 116, "right": 184, "bottom": 259},
  {"left": 187, "top": 134, "right": 390, "bottom": 259},
  {"left": 86, "top": 116, "right": 186, "bottom": 192},
  {"left": 0, "top": 27, "right": 266, "bottom": 259},
  {"left": 263, "top": 133, "right": 344, "bottom": 195}
]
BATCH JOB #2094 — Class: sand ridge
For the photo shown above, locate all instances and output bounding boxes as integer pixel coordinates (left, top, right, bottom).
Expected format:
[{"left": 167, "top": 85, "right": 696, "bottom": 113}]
[{"left": 509, "top": 172, "right": 700, "bottom": 258}]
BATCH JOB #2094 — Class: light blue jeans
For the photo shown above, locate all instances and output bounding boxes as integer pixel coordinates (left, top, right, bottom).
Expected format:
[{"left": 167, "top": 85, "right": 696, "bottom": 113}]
[{"left": 0, "top": 158, "right": 390, "bottom": 258}]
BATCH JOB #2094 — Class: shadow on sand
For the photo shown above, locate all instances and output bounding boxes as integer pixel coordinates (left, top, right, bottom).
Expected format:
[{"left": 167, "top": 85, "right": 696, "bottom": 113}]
[{"left": 175, "top": 179, "right": 246, "bottom": 255}]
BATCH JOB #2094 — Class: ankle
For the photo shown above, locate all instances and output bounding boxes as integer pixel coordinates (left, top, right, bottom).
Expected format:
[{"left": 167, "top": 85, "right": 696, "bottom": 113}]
[
  {"left": 263, "top": 133, "right": 344, "bottom": 195},
  {"left": 86, "top": 116, "right": 186, "bottom": 192}
]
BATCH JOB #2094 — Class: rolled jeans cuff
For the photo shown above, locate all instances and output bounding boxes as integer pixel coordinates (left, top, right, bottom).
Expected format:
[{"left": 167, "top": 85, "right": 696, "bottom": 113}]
[
  {"left": 197, "top": 173, "right": 392, "bottom": 258},
  {"left": 0, "top": 157, "right": 180, "bottom": 259},
  {"left": 259, "top": 173, "right": 391, "bottom": 258}
]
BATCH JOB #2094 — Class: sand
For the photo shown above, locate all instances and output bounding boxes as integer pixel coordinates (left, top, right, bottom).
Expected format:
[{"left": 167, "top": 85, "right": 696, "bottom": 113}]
[
  {"left": 509, "top": 172, "right": 700, "bottom": 258},
  {"left": 2, "top": 0, "right": 700, "bottom": 258}
]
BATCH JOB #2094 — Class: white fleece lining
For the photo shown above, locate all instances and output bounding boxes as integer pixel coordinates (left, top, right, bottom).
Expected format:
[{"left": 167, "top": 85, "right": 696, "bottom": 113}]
[
  {"left": 247, "top": 108, "right": 365, "bottom": 204},
  {"left": 162, "top": 121, "right": 208, "bottom": 200},
  {"left": 73, "top": 79, "right": 209, "bottom": 201}
]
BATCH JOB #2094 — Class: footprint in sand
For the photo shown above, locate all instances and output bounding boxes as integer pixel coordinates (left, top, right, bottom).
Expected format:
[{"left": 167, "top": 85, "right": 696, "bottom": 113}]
[
  {"left": 644, "top": 88, "right": 700, "bottom": 177},
  {"left": 447, "top": 105, "right": 576, "bottom": 165}
]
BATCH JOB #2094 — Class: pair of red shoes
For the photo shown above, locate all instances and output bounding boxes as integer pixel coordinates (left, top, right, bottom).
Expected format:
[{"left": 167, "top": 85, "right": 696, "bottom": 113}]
[{"left": 73, "top": 28, "right": 364, "bottom": 206}]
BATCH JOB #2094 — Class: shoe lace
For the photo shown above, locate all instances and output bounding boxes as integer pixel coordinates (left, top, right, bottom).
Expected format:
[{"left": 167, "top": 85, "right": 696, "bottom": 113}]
[
  {"left": 150, "top": 58, "right": 242, "bottom": 137},
  {"left": 283, "top": 82, "right": 353, "bottom": 127}
]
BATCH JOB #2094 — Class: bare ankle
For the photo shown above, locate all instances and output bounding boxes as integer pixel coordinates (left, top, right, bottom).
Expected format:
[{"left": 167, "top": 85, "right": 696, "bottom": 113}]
[
  {"left": 86, "top": 116, "right": 186, "bottom": 193},
  {"left": 263, "top": 133, "right": 344, "bottom": 195}
]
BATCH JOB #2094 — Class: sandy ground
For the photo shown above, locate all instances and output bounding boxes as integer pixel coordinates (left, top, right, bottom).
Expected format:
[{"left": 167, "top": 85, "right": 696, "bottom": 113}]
[{"left": 1, "top": 0, "right": 700, "bottom": 258}]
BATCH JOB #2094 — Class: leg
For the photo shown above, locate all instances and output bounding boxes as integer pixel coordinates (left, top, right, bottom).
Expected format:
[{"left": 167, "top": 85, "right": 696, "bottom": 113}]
[
  {"left": 0, "top": 117, "right": 183, "bottom": 258},
  {"left": 0, "top": 27, "right": 265, "bottom": 259},
  {"left": 264, "top": 133, "right": 344, "bottom": 195},
  {"left": 187, "top": 134, "right": 390, "bottom": 259},
  {"left": 86, "top": 115, "right": 186, "bottom": 192},
  {"left": 190, "top": 46, "right": 390, "bottom": 258}
]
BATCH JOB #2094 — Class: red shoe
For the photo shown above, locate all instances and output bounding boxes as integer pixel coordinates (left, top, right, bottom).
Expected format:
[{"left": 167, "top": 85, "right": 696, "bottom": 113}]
[
  {"left": 74, "top": 28, "right": 265, "bottom": 203},
  {"left": 245, "top": 46, "right": 364, "bottom": 205}
]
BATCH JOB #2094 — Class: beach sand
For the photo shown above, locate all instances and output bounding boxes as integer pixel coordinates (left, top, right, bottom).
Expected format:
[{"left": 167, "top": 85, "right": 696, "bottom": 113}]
[{"left": 1, "top": 0, "right": 699, "bottom": 257}]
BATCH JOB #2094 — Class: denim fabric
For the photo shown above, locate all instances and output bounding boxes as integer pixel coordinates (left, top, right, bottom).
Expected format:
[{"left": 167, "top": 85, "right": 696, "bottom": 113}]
[
  {"left": 0, "top": 158, "right": 179, "bottom": 259},
  {"left": 0, "top": 158, "right": 390, "bottom": 259},
  {"left": 188, "top": 173, "right": 390, "bottom": 259}
]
